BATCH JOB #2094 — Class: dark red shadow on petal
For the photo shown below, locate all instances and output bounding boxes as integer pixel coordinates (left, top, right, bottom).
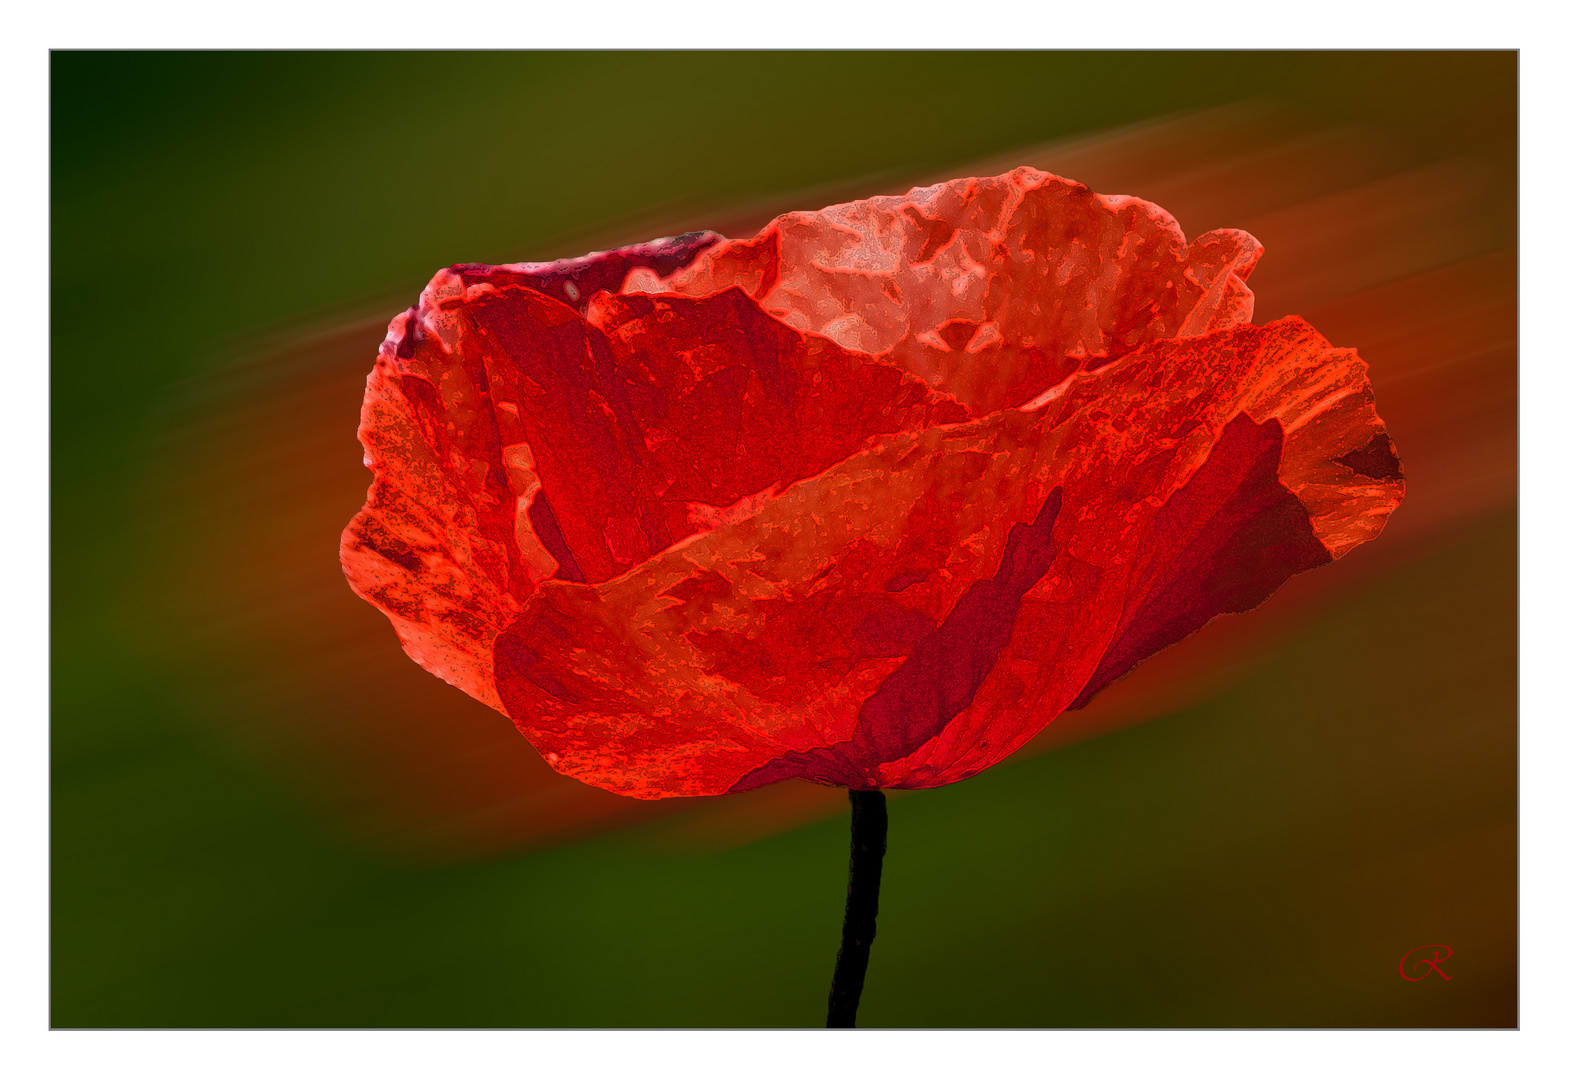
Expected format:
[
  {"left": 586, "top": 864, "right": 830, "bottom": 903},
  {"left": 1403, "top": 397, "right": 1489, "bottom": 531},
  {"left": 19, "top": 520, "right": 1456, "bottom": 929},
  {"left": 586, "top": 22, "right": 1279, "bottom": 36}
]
[
  {"left": 469, "top": 290, "right": 665, "bottom": 583},
  {"left": 729, "top": 416, "right": 1340, "bottom": 793},
  {"left": 493, "top": 600, "right": 642, "bottom": 713},
  {"left": 1068, "top": 415, "right": 1333, "bottom": 710},
  {"left": 525, "top": 491, "right": 587, "bottom": 584},
  {"left": 469, "top": 286, "right": 966, "bottom": 585},
  {"left": 729, "top": 487, "right": 1063, "bottom": 792},
  {"left": 1335, "top": 432, "right": 1405, "bottom": 482},
  {"left": 455, "top": 231, "right": 724, "bottom": 312}
]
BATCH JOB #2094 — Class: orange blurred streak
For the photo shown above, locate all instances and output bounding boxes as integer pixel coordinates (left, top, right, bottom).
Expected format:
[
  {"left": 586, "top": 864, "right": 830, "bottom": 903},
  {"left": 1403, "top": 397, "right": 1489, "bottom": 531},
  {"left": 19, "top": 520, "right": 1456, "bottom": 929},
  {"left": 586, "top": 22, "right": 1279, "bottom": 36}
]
[{"left": 132, "top": 103, "right": 1514, "bottom": 863}]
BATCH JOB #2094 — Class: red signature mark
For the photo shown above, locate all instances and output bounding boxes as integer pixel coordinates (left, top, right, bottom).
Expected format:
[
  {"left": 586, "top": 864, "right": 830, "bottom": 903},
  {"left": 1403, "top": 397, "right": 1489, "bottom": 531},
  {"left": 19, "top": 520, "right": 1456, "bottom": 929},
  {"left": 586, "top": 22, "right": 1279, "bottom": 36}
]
[{"left": 1399, "top": 944, "right": 1453, "bottom": 981}]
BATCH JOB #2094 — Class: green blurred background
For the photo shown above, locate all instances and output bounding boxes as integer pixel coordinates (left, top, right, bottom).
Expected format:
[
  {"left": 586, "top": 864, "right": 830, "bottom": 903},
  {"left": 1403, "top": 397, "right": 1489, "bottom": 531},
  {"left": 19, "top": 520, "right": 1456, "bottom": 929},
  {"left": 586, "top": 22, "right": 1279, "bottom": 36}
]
[{"left": 51, "top": 52, "right": 1517, "bottom": 1027}]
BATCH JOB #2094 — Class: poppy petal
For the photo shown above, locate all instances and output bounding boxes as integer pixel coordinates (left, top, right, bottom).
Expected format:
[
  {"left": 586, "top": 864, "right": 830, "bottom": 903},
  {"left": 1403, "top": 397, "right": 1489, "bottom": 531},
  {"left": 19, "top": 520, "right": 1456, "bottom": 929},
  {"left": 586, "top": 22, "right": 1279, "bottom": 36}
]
[
  {"left": 627, "top": 167, "right": 1261, "bottom": 416},
  {"left": 343, "top": 270, "right": 968, "bottom": 711},
  {"left": 340, "top": 234, "right": 729, "bottom": 707},
  {"left": 456, "top": 281, "right": 968, "bottom": 584},
  {"left": 340, "top": 302, "right": 526, "bottom": 711},
  {"left": 492, "top": 316, "right": 1401, "bottom": 797},
  {"left": 453, "top": 230, "right": 724, "bottom": 312}
]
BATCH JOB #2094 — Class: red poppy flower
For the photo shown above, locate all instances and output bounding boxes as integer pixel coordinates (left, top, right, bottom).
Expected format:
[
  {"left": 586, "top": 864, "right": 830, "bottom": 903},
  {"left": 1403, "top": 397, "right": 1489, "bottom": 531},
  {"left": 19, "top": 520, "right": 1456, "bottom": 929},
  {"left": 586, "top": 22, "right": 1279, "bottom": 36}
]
[{"left": 342, "top": 167, "right": 1403, "bottom": 800}]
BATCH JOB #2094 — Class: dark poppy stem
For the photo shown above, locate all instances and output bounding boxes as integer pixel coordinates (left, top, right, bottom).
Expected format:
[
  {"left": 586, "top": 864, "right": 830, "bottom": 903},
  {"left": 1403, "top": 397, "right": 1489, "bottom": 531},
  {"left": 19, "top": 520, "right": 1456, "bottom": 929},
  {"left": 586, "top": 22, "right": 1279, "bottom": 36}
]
[{"left": 826, "top": 788, "right": 887, "bottom": 1028}]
